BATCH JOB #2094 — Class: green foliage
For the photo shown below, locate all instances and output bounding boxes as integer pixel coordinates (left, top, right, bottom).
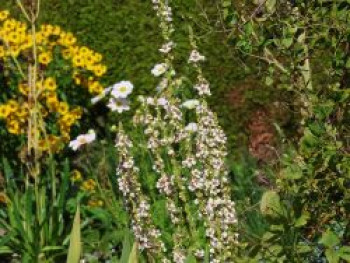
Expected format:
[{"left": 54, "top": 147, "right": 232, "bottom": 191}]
[
  {"left": 67, "top": 205, "right": 81, "bottom": 263},
  {"left": 222, "top": 0, "right": 350, "bottom": 261},
  {"left": 0, "top": 159, "right": 73, "bottom": 262}
]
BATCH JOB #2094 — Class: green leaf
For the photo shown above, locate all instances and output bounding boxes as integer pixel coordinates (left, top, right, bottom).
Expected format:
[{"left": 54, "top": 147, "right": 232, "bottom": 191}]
[
  {"left": 281, "top": 165, "right": 303, "bottom": 180},
  {"left": 66, "top": 205, "right": 81, "bottom": 263},
  {"left": 128, "top": 242, "right": 138, "bottom": 263},
  {"left": 260, "top": 191, "right": 283, "bottom": 218},
  {"left": 296, "top": 244, "right": 312, "bottom": 254},
  {"left": 185, "top": 254, "right": 197, "bottom": 263},
  {"left": 320, "top": 230, "right": 340, "bottom": 248},
  {"left": 346, "top": 58, "right": 350, "bottom": 69},
  {"left": 119, "top": 231, "right": 132, "bottom": 263},
  {"left": 294, "top": 212, "right": 310, "bottom": 227},
  {"left": 222, "top": 0, "right": 231, "bottom": 8},
  {"left": 265, "top": 76, "right": 274, "bottom": 86},
  {"left": 338, "top": 246, "right": 350, "bottom": 261},
  {"left": 282, "top": 38, "right": 293, "bottom": 48},
  {"left": 325, "top": 248, "right": 339, "bottom": 263},
  {"left": 266, "top": 0, "right": 276, "bottom": 13}
]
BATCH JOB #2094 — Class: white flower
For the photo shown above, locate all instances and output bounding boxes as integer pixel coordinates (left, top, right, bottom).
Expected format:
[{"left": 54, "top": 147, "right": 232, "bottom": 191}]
[
  {"left": 146, "top": 97, "right": 155, "bottom": 105},
  {"left": 107, "top": 98, "right": 130, "bottom": 113},
  {"left": 157, "top": 97, "right": 168, "bottom": 106},
  {"left": 181, "top": 99, "right": 200, "bottom": 109},
  {"left": 69, "top": 130, "right": 96, "bottom": 151},
  {"left": 185, "top": 122, "right": 198, "bottom": 132},
  {"left": 151, "top": 63, "right": 168, "bottom": 77},
  {"left": 194, "top": 82, "right": 211, "bottom": 96},
  {"left": 189, "top": 50, "right": 205, "bottom": 63},
  {"left": 156, "top": 78, "right": 168, "bottom": 92},
  {"left": 91, "top": 87, "right": 112, "bottom": 104},
  {"left": 159, "top": 41, "right": 174, "bottom": 54},
  {"left": 111, "top": 81, "right": 134, "bottom": 99}
]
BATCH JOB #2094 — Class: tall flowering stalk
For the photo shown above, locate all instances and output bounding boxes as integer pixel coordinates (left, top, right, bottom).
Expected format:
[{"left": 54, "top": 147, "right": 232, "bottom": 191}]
[{"left": 115, "top": 0, "right": 238, "bottom": 261}]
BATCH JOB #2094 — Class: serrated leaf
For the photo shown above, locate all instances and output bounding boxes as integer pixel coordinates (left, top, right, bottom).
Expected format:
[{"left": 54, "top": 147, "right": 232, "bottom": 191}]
[
  {"left": 325, "top": 248, "right": 339, "bottom": 263},
  {"left": 294, "top": 212, "right": 310, "bottom": 227},
  {"left": 338, "top": 246, "right": 350, "bottom": 261},
  {"left": 266, "top": 0, "right": 276, "bottom": 13},
  {"left": 320, "top": 230, "right": 340, "bottom": 248},
  {"left": 282, "top": 38, "right": 293, "bottom": 48},
  {"left": 260, "top": 191, "right": 283, "bottom": 218}
]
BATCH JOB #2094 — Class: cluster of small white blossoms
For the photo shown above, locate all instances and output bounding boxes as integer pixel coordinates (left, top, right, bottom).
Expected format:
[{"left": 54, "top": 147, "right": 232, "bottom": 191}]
[
  {"left": 186, "top": 35, "right": 238, "bottom": 261},
  {"left": 91, "top": 80, "right": 133, "bottom": 113},
  {"left": 114, "top": 0, "right": 238, "bottom": 262},
  {"left": 116, "top": 127, "right": 167, "bottom": 256},
  {"left": 194, "top": 103, "right": 239, "bottom": 261}
]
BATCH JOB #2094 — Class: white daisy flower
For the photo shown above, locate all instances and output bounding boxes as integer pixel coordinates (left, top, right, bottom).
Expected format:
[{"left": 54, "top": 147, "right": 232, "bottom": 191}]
[
  {"left": 181, "top": 99, "right": 200, "bottom": 109},
  {"left": 151, "top": 63, "right": 168, "bottom": 77},
  {"left": 185, "top": 123, "right": 198, "bottom": 132},
  {"left": 107, "top": 98, "right": 130, "bottom": 113},
  {"left": 69, "top": 130, "right": 96, "bottom": 151},
  {"left": 188, "top": 50, "right": 205, "bottom": 63},
  {"left": 111, "top": 81, "right": 134, "bottom": 99}
]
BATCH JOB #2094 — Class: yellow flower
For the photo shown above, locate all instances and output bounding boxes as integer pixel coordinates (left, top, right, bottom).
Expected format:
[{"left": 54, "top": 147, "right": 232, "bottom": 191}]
[
  {"left": 7, "top": 32, "right": 21, "bottom": 44},
  {"left": 72, "top": 55, "right": 84, "bottom": 67},
  {"left": 40, "top": 24, "right": 54, "bottom": 37},
  {"left": 71, "top": 169, "right": 82, "bottom": 182},
  {"left": 16, "top": 107, "right": 28, "bottom": 121},
  {"left": 0, "top": 192, "right": 8, "bottom": 204},
  {"left": 7, "top": 100, "right": 19, "bottom": 113},
  {"left": 0, "top": 105, "right": 10, "bottom": 118},
  {"left": 93, "top": 52, "right": 102, "bottom": 63},
  {"left": 7, "top": 120, "right": 20, "bottom": 134},
  {"left": 18, "top": 83, "right": 29, "bottom": 95},
  {"left": 52, "top": 25, "right": 61, "bottom": 35},
  {"left": 61, "top": 48, "right": 72, "bottom": 59},
  {"left": 93, "top": 64, "right": 107, "bottom": 77},
  {"left": 88, "top": 81, "right": 104, "bottom": 94},
  {"left": 81, "top": 179, "right": 96, "bottom": 192},
  {"left": 46, "top": 96, "right": 59, "bottom": 111},
  {"left": 58, "top": 102, "right": 69, "bottom": 115},
  {"left": 39, "top": 51, "right": 52, "bottom": 65},
  {"left": 44, "top": 77, "right": 57, "bottom": 91},
  {"left": 70, "top": 107, "right": 83, "bottom": 119},
  {"left": 3, "top": 19, "right": 16, "bottom": 32},
  {"left": 35, "top": 32, "right": 45, "bottom": 44},
  {"left": 59, "top": 32, "right": 76, "bottom": 47},
  {"left": 0, "top": 10, "right": 9, "bottom": 21},
  {"left": 59, "top": 113, "right": 75, "bottom": 127},
  {"left": 79, "top": 46, "right": 90, "bottom": 55},
  {"left": 0, "top": 46, "right": 5, "bottom": 58}
]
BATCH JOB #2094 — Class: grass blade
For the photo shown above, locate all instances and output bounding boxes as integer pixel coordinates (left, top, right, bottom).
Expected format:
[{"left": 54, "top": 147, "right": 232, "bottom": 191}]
[{"left": 66, "top": 205, "right": 81, "bottom": 263}]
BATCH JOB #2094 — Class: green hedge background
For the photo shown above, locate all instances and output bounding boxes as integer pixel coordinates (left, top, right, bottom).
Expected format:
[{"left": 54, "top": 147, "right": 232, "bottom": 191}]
[{"left": 0, "top": 0, "right": 288, "bottom": 155}]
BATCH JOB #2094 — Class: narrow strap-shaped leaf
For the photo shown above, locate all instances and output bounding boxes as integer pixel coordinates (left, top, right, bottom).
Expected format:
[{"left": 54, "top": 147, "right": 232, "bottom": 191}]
[{"left": 66, "top": 204, "right": 81, "bottom": 263}]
